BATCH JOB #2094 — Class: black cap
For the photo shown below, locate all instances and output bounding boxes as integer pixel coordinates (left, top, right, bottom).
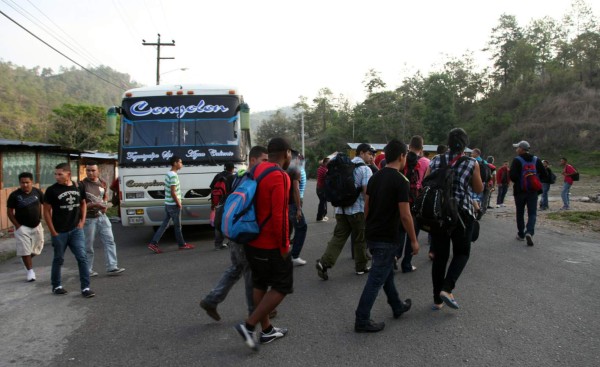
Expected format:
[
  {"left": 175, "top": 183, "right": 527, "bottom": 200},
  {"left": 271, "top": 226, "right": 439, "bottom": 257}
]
[
  {"left": 356, "top": 143, "right": 376, "bottom": 154},
  {"left": 267, "top": 137, "right": 292, "bottom": 154},
  {"left": 224, "top": 162, "right": 234, "bottom": 171}
]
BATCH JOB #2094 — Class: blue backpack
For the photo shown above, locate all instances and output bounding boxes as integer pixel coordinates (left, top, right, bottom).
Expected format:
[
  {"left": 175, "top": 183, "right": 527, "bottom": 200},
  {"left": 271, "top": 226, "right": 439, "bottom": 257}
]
[{"left": 221, "top": 164, "right": 281, "bottom": 243}]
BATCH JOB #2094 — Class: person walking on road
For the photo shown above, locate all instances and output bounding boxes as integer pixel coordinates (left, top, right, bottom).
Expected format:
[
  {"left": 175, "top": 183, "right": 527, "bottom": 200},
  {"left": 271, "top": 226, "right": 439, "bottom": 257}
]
[
  {"left": 7, "top": 172, "right": 45, "bottom": 282},
  {"left": 426, "top": 128, "right": 482, "bottom": 310},
  {"left": 559, "top": 157, "right": 577, "bottom": 210},
  {"left": 200, "top": 146, "right": 269, "bottom": 321},
  {"left": 316, "top": 157, "right": 330, "bottom": 222},
  {"left": 316, "top": 143, "right": 374, "bottom": 280},
  {"left": 495, "top": 161, "right": 510, "bottom": 208},
  {"left": 43, "top": 163, "right": 95, "bottom": 298},
  {"left": 288, "top": 150, "right": 308, "bottom": 266},
  {"left": 354, "top": 139, "right": 418, "bottom": 333},
  {"left": 210, "top": 163, "right": 235, "bottom": 250},
  {"left": 82, "top": 162, "right": 125, "bottom": 277},
  {"left": 147, "top": 156, "right": 195, "bottom": 253},
  {"left": 234, "top": 138, "right": 292, "bottom": 351},
  {"left": 509, "top": 141, "right": 547, "bottom": 246},
  {"left": 539, "top": 160, "right": 554, "bottom": 210}
]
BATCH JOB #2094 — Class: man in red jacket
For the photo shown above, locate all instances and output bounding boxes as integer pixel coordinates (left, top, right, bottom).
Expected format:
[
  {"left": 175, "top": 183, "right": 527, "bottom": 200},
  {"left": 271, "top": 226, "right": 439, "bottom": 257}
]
[{"left": 235, "top": 137, "right": 292, "bottom": 351}]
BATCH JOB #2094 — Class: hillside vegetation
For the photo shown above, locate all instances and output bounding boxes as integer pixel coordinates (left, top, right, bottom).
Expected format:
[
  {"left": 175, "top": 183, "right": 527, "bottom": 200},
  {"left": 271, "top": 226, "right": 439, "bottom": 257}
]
[{"left": 252, "top": 2, "right": 600, "bottom": 176}]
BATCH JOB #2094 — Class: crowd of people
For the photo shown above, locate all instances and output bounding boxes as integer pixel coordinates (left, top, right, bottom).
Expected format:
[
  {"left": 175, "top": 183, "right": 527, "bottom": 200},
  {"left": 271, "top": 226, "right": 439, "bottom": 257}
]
[{"left": 5, "top": 129, "right": 579, "bottom": 351}]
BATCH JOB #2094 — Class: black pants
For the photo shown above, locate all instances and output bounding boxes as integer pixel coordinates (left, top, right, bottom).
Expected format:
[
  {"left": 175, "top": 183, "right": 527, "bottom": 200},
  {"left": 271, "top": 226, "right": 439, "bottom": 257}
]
[
  {"left": 430, "top": 213, "right": 474, "bottom": 304},
  {"left": 316, "top": 188, "right": 327, "bottom": 220}
]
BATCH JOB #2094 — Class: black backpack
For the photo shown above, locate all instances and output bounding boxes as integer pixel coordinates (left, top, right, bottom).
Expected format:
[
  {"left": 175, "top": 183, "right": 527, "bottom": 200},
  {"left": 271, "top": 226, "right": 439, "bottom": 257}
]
[
  {"left": 479, "top": 160, "right": 491, "bottom": 184},
  {"left": 324, "top": 153, "right": 365, "bottom": 208},
  {"left": 412, "top": 154, "right": 468, "bottom": 235}
]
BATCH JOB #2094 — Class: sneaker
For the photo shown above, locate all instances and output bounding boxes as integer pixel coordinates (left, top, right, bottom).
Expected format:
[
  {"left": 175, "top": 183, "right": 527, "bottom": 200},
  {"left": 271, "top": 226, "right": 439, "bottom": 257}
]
[
  {"left": 402, "top": 265, "right": 417, "bottom": 273},
  {"left": 27, "top": 269, "right": 36, "bottom": 282},
  {"left": 89, "top": 271, "right": 99, "bottom": 277},
  {"left": 200, "top": 300, "right": 221, "bottom": 321},
  {"left": 356, "top": 267, "right": 371, "bottom": 275},
  {"left": 82, "top": 288, "right": 96, "bottom": 298},
  {"left": 292, "top": 257, "right": 307, "bottom": 266},
  {"left": 259, "top": 326, "right": 288, "bottom": 344},
  {"left": 321, "top": 216, "right": 329, "bottom": 222},
  {"left": 234, "top": 323, "right": 258, "bottom": 351},
  {"left": 316, "top": 259, "right": 328, "bottom": 280},
  {"left": 516, "top": 235, "right": 525, "bottom": 241},
  {"left": 178, "top": 243, "right": 195, "bottom": 250},
  {"left": 147, "top": 243, "right": 162, "bottom": 254},
  {"left": 496, "top": 205, "right": 501, "bottom": 208},
  {"left": 355, "top": 319, "right": 385, "bottom": 333},
  {"left": 525, "top": 233, "right": 534, "bottom": 247},
  {"left": 107, "top": 268, "right": 125, "bottom": 276},
  {"left": 53, "top": 286, "right": 68, "bottom": 295},
  {"left": 393, "top": 299, "right": 412, "bottom": 319},
  {"left": 500, "top": 204, "right": 506, "bottom": 207},
  {"left": 214, "top": 244, "right": 228, "bottom": 250},
  {"left": 440, "top": 291, "right": 459, "bottom": 309}
]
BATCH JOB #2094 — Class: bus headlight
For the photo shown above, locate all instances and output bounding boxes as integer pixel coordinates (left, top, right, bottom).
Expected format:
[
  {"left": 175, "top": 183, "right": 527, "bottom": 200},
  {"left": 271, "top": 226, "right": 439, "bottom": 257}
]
[{"left": 126, "top": 209, "right": 145, "bottom": 215}]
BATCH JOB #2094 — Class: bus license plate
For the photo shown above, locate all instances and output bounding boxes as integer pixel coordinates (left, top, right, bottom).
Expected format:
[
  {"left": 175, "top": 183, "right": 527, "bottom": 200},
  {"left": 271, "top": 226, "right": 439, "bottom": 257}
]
[{"left": 128, "top": 217, "right": 144, "bottom": 225}]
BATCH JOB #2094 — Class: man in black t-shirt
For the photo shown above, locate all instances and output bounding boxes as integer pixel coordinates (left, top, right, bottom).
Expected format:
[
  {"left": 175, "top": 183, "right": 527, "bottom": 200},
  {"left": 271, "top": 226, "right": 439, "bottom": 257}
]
[
  {"left": 7, "top": 172, "right": 45, "bottom": 282},
  {"left": 43, "top": 163, "right": 95, "bottom": 298},
  {"left": 355, "top": 139, "right": 419, "bottom": 333},
  {"left": 287, "top": 151, "right": 308, "bottom": 266}
]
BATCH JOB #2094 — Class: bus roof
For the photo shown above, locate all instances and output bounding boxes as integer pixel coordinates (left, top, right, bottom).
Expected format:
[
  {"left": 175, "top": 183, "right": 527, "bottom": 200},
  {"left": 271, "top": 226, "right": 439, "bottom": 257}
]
[{"left": 123, "top": 84, "right": 240, "bottom": 98}]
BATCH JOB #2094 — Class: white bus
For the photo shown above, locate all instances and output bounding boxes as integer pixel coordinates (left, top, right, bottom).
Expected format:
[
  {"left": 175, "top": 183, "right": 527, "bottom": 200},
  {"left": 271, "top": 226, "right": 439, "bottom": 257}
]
[{"left": 109, "top": 84, "right": 251, "bottom": 227}]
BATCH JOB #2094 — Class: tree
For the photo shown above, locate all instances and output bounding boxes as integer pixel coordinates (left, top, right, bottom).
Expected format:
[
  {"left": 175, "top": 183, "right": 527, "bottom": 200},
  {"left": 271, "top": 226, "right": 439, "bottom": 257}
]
[
  {"left": 254, "top": 110, "right": 294, "bottom": 147},
  {"left": 486, "top": 14, "right": 524, "bottom": 88},
  {"left": 48, "top": 104, "right": 108, "bottom": 151}
]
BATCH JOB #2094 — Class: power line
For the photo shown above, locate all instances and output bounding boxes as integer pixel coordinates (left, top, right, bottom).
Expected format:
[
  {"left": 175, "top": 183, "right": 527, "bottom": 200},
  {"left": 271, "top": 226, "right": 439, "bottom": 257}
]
[
  {"left": 3, "top": 0, "right": 130, "bottom": 88},
  {"left": 0, "top": 9, "right": 124, "bottom": 90}
]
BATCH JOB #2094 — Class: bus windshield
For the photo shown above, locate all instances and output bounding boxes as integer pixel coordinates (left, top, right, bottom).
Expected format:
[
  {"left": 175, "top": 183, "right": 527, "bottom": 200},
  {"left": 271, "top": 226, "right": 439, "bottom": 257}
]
[{"left": 123, "top": 118, "right": 238, "bottom": 147}]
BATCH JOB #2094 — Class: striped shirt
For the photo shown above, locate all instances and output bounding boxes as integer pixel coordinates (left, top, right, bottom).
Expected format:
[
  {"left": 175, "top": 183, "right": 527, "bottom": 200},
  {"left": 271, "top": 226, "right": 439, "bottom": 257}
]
[
  {"left": 429, "top": 152, "right": 477, "bottom": 218},
  {"left": 335, "top": 157, "right": 372, "bottom": 215},
  {"left": 299, "top": 168, "right": 307, "bottom": 199},
  {"left": 164, "top": 171, "right": 181, "bottom": 205}
]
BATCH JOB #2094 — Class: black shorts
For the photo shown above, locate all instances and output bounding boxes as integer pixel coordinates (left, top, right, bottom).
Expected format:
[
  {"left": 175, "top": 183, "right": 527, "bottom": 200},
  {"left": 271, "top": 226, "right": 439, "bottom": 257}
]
[{"left": 245, "top": 245, "right": 293, "bottom": 294}]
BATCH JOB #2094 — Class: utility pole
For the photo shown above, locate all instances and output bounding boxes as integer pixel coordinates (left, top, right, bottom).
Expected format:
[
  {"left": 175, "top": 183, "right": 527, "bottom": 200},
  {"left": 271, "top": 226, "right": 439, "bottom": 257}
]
[
  {"left": 301, "top": 110, "right": 305, "bottom": 156},
  {"left": 142, "top": 34, "right": 175, "bottom": 85}
]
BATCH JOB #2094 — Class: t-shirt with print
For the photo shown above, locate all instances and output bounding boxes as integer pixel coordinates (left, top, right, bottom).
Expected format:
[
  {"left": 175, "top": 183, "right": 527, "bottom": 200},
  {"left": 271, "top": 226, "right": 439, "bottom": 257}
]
[
  {"left": 365, "top": 167, "right": 410, "bottom": 243},
  {"left": 44, "top": 182, "right": 86, "bottom": 233},
  {"left": 82, "top": 177, "right": 107, "bottom": 217},
  {"left": 164, "top": 171, "right": 181, "bottom": 205},
  {"left": 7, "top": 187, "right": 44, "bottom": 228}
]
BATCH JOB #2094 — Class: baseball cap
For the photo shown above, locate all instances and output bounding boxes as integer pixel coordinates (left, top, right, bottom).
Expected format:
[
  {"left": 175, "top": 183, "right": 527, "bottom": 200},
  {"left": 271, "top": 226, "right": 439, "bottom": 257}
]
[
  {"left": 512, "top": 140, "right": 530, "bottom": 151},
  {"left": 267, "top": 137, "right": 292, "bottom": 154},
  {"left": 356, "top": 143, "right": 376, "bottom": 154}
]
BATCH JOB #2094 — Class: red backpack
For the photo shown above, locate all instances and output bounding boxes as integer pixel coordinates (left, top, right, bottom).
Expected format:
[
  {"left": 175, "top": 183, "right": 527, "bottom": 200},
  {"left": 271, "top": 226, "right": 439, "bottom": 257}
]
[
  {"left": 211, "top": 175, "right": 228, "bottom": 208},
  {"left": 402, "top": 151, "right": 421, "bottom": 205},
  {"left": 516, "top": 156, "right": 542, "bottom": 193}
]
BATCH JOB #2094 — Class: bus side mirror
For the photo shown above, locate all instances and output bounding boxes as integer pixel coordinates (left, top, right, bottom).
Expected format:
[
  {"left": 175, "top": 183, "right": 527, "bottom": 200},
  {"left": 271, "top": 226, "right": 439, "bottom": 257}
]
[
  {"left": 106, "top": 107, "right": 118, "bottom": 135},
  {"left": 240, "top": 103, "right": 250, "bottom": 130}
]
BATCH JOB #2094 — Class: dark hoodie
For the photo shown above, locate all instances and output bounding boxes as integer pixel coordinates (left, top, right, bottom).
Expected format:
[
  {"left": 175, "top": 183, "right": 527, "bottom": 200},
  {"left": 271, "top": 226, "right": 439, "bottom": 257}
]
[{"left": 509, "top": 152, "right": 548, "bottom": 195}]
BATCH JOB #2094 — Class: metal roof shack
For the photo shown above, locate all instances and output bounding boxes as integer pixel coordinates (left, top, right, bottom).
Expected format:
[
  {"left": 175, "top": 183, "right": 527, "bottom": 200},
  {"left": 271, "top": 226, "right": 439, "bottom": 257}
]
[{"left": 0, "top": 139, "right": 83, "bottom": 231}]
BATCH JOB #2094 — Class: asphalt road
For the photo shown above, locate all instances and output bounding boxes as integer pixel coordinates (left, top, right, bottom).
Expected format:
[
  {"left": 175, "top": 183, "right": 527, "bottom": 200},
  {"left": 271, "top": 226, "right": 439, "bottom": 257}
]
[{"left": 1, "top": 180, "right": 599, "bottom": 367}]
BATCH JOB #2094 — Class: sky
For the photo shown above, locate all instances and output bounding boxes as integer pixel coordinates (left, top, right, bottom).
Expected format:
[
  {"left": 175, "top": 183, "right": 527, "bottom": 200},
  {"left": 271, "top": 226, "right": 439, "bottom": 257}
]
[{"left": 0, "top": 0, "right": 597, "bottom": 112}]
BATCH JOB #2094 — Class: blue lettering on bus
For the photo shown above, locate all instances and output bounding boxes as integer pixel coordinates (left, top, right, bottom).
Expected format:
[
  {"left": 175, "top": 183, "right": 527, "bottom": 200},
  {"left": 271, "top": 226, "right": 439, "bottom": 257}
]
[{"left": 130, "top": 100, "right": 230, "bottom": 118}]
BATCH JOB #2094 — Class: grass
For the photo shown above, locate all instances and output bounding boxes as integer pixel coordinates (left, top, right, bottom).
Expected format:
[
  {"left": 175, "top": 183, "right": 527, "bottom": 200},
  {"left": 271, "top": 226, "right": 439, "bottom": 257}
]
[
  {"left": 547, "top": 211, "right": 600, "bottom": 231},
  {"left": 0, "top": 250, "right": 16, "bottom": 263}
]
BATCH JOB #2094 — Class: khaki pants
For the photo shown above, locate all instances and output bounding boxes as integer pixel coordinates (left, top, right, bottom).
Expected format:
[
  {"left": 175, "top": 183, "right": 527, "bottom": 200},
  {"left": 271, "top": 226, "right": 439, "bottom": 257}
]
[{"left": 320, "top": 213, "right": 368, "bottom": 271}]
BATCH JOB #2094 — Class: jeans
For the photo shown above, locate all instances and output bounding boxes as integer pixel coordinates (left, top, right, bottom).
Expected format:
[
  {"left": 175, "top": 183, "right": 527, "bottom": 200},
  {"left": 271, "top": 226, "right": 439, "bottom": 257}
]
[
  {"left": 561, "top": 182, "right": 571, "bottom": 208},
  {"left": 355, "top": 241, "right": 403, "bottom": 325},
  {"left": 316, "top": 188, "right": 328, "bottom": 220},
  {"left": 150, "top": 204, "right": 185, "bottom": 246},
  {"left": 51, "top": 228, "right": 90, "bottom": 291},
  {"left": 396, "top": 219, "right": 419, "bottom": 272},
  {"left": 430, "top": 213, "right": 474, "bottom": 304},
  {"left": 320, "top": 213, "right": 368, "bottom": 271},
  {"left": 203, "top": 241, "right": 254, "bottom": 314},
  {"left": 289, "top": 202, "right": 307, "bottom": 259},
  {"left": 496, "top": 185, "right": 508, "bottom": 205},
  {"left": 540, "top": 183, "right": 550, "bottom": 209},
  {"left": 84, "top": 214, "right": 119, "bottom": 272},
  {"left": 514, "top": 192, "right": 538, "bottom": 237}
]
